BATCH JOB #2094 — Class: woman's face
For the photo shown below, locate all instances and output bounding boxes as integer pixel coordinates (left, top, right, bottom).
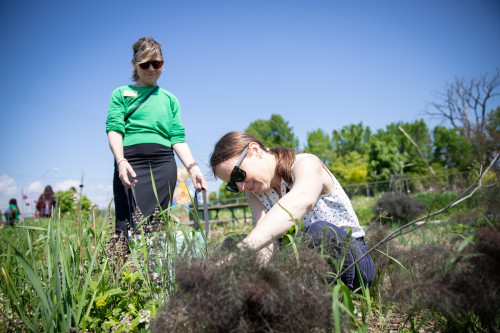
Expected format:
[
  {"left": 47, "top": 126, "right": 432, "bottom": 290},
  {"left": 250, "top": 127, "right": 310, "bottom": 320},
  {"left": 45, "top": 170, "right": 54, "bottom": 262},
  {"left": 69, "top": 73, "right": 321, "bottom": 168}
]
[
  {"left": 133, "top": 52, "right": 163, "bottom": 87},
  {"left": 214, "top": 144, "right": 276, "bottom": 194}
]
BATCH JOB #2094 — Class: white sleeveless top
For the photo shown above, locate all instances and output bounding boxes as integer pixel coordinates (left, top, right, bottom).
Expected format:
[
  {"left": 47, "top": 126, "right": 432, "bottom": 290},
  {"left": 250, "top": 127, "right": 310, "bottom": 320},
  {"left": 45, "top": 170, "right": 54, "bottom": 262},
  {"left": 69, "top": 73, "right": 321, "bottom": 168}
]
[{"left": 251, "top": 153, "right": 365, "bottom": 238}]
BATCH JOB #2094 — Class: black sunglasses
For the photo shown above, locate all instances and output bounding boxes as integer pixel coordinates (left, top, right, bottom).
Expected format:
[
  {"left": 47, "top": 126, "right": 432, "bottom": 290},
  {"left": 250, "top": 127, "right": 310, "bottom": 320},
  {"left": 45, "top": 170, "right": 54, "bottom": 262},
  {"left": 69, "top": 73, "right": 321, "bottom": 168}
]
[
  {"left": 226, "top": 145, "right": 249, "bottom": 193},
  {"left": 138, "top": 60, "right": 164, "bottom": 70}
]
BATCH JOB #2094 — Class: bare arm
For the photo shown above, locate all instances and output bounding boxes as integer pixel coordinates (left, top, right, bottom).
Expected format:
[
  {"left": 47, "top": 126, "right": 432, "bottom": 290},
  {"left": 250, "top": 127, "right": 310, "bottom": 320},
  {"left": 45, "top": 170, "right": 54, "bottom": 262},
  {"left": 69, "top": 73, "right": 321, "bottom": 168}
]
[
  {"left": 240, "top": 156, "right": 324, "bottom": 251},
  {"left": 107, "top": 131, "right": 137, "bottom": 188},
  {"left": 172, "top": 142, "right": 207, "bottom": 192}
]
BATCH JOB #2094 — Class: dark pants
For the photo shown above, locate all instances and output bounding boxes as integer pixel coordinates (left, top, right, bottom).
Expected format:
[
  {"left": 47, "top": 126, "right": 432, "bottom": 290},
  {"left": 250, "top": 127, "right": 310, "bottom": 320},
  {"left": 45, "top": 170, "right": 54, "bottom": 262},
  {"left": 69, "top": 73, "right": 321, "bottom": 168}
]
[
  {"left": 305, "top": 221, "right": 375, "bottom": 291},
  {"left": 113, "top": 144, "right": 177, "bottom": 236}
]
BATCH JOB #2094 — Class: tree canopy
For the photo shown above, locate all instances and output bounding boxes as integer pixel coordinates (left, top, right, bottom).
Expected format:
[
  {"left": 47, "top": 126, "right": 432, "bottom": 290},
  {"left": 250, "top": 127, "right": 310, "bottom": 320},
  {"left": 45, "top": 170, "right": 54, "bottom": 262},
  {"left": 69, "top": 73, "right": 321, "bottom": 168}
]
[{"left": 245, "top": 114, "right": 299, "bottom": 150}]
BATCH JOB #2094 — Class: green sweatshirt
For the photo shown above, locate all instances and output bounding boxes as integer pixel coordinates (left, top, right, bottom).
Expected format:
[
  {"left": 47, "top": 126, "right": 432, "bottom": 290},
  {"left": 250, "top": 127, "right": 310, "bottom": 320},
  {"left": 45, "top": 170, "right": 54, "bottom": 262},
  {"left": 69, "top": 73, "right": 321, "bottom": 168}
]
[{"left": 106, "top": 85, "right": 186, "bottom": 147}]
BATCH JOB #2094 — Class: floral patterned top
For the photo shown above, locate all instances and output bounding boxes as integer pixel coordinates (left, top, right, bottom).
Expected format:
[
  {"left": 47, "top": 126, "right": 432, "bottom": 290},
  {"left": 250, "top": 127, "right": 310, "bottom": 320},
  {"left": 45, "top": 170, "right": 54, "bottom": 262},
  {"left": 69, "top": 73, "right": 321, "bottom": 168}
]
[{"left": 251, "top": 153, "right": 365, "bottom": 238}]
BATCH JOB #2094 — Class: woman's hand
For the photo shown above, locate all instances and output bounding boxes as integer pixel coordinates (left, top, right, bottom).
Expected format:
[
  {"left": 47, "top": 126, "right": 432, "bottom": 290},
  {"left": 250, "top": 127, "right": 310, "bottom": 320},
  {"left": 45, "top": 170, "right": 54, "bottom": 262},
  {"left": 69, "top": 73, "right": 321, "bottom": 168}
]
[
  {"left": 118, "top": 161, "right": 138, "bottom": 188},
  {"left": 189, "top": 165, "right": 207, "bottom": 192},
  {"left": 172, "top": 142, "right": 207, "bottom": 192}
]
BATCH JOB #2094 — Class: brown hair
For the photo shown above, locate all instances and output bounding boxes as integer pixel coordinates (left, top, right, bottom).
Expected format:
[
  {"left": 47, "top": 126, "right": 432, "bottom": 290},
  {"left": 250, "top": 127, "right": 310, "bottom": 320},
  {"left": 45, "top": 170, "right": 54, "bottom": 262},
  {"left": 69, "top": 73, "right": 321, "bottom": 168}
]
[
  {"left": 43, "top": 185, "right": 54, "bottom": 194},
  {"left": 131, "top": 37, "right": 163, "bottom": 82},
  {"left": 209, "top": 131, "right": 297, "bottom": 184}
]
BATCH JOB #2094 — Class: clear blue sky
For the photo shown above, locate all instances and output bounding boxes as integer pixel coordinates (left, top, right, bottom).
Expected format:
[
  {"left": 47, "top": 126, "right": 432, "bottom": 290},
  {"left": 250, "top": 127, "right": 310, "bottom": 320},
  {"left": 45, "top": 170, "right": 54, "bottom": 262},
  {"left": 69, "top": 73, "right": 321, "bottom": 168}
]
[{"left": 1, "top": 0, "right": 499, "bottom": 214}]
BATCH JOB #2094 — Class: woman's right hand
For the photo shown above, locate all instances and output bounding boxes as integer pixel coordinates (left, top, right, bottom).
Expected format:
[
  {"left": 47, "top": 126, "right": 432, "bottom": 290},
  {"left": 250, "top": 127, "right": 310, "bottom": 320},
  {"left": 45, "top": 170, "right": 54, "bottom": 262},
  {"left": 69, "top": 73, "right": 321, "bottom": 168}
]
[{"left": 118, "top": 161, "right": 137, "bottom": 188}]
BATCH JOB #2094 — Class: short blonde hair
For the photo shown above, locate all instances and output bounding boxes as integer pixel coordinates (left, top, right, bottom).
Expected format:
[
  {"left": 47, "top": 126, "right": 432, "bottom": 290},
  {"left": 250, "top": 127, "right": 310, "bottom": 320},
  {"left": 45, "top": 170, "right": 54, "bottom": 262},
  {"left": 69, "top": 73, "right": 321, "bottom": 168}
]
[{"left": 131, "top": 37, "right": 163, "bottom": 82}]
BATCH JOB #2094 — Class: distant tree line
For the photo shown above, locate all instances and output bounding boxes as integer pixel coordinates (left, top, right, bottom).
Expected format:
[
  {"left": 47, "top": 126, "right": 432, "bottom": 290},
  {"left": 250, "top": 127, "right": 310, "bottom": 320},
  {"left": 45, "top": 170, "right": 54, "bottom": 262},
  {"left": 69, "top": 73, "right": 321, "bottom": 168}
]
[{"left": 215, "top": 69, "right": 499, "bottom": 199}]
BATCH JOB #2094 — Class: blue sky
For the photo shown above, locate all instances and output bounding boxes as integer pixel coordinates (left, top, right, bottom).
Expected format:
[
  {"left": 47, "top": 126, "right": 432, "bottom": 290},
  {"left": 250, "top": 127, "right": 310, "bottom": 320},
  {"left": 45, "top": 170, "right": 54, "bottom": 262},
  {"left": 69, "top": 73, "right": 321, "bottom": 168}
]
[{"left": 1, "top": 0, "right": 499, "bottom": 215}]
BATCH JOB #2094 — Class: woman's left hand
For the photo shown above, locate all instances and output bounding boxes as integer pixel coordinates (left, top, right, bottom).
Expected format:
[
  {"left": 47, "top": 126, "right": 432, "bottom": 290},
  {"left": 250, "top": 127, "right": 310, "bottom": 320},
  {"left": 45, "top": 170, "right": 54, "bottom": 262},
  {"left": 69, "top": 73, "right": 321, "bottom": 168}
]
[{"left": 189, "top": 165, "right": 207, "bottom": 192}]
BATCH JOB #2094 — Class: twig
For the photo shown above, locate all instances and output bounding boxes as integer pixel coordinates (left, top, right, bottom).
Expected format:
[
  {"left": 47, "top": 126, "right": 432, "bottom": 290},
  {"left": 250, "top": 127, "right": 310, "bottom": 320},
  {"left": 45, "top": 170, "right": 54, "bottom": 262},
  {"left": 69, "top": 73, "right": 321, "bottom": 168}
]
[
  {"left": 398, "top": 125, "right": 436, "bottom": 176},
  {"left": 331, "top": 152, "right": 499, "bottom": 285}
]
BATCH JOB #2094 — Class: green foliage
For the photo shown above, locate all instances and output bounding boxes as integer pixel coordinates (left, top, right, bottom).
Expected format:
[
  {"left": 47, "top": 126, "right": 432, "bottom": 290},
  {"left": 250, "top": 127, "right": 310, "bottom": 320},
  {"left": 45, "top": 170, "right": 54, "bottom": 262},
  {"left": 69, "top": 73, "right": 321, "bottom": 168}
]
[
  {"left": 56, "top": 190, "right": 92, "bottom": 216},
  {"left": 368, "top": 134, "right": 404, "bottom": 181},
  {"left": 332, "top": 122, "right": 372, "bottom": 156},
  {"left": 245, "top": 113, "right": 299, "bottom": 150},
  {"left": 484, "top": 106, "right": 500, "bottom": 162},
  {"left": 432, "top": 126, "right": 474, "bottom": 170},
  {"left": 328, "top": 151, "right": 368, "bottom": 185},
  {"left": 208, "top": 191, "right": 217, "bottom": 201},
  {"left": 0, "top": 190, "right": 208, "bottom": 332},
  {"left": 1, "top": 215, "right": 108, "bottom": 332},
  {"left": 80, "top": 269, "right": 158, "bottom": 332},
  {"left": 367, "top": 119, "right": 432, "bottom": 182},
  {"left": 350, "top": 195, "right": 377, "bottom": 224},
  {"left": 412, "top": 191, "right": 465, "bottom": 217},
  {"left": 304, "top": 128, "right": 335, "bottom": 164}
]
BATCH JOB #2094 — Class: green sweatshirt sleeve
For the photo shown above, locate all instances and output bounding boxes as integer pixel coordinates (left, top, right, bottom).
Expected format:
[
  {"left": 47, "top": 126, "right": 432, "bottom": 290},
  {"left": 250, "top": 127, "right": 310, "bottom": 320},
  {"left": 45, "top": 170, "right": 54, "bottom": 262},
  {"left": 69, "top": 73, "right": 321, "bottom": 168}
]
[
  {"left": 106, "top": 87, "right": 126, "bottom": 136},
  {"left": 168, "top": 93, "right": 186, "bottom": 144}
]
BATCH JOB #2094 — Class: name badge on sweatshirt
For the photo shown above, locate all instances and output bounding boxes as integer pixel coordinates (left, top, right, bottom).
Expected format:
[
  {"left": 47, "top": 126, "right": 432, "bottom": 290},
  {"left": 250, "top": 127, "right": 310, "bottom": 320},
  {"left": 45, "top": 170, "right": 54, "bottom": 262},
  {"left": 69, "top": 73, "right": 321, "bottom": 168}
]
[{"left": 123, "top": 90, "right": 138, "bottom": 97}]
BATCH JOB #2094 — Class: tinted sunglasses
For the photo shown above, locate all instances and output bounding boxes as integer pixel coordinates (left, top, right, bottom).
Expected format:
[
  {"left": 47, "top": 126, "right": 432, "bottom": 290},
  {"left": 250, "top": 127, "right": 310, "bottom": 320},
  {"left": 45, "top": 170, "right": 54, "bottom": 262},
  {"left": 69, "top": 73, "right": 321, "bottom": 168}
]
[
  {"left": 226, "top": 145, "right": 249, "bottom": 193},
  {"left": 138, "top": 60, "right": 164, "bottom": 70}
]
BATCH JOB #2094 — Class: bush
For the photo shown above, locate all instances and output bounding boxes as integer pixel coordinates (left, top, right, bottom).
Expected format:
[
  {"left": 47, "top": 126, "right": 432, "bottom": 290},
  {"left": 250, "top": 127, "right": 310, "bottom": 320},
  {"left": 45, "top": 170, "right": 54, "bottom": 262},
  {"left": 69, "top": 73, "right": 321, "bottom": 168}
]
[
  {"left": 56, "top": 189, "right": 92, "bottom": 216},
  {"left": 384, "top": 223, "right": 500, "bottom": 332},
  {"left": 152, "top": 245, "right": 339, "bottom": 332},
  {"left": 373, "top": 192, "right": 426, "bottom": 223}
]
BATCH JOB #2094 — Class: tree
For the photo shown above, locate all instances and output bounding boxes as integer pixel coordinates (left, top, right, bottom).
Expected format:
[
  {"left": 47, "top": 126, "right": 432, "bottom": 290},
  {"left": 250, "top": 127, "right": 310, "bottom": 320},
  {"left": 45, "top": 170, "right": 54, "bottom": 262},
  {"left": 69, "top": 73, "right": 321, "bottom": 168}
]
[
  {"left": 245, "top": 114, "right": 299, "bottom": 150},
  {"left": 367, "top": 133, "right": 404, "bottom": 182},
  {"left": 427, "top": 68, "right": 500, "bottom": 163},
  {"left": 332, "top": 122, "right": 372, "bottom": 156},
  {"left": 367, "top": 120, "right": 432, "bottom": 182},
  {"left": 388, "top": 120, "right": 432, "bottom": 175},
  {"left": 303, "top": 128, "right": 335, "bottom": 164},
  {"left": 328, "top": 151, "right": 368, "bottom": 185},
  {"left": 432, "top": 126, "right": 474, "bottom": 170},
  {"left": 56, "top": 190, "right": 92, "bottom": 216},
  {"left": 485, "top": 106, "right": 500, "bottom": 161}
]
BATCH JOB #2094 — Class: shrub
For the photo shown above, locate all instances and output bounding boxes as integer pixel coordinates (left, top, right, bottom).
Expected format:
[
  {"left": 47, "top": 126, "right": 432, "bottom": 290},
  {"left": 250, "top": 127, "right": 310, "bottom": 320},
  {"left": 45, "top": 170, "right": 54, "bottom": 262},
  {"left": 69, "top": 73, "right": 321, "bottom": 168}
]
[
  {"left": 384, "top": 223, "right": 500, "bottom": 332},
  {"left": 372, "top": 192, "right": 426, "bottom": 223},
  {"left": 152, "top": 244, "right": 341, "bottom": 332}
]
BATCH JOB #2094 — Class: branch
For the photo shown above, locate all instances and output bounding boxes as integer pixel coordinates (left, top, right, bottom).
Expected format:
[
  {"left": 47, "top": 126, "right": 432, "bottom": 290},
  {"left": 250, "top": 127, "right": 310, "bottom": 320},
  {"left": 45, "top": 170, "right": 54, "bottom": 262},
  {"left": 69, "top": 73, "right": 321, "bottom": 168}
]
[
  {"left": 398, "top": 126, "right": 436, "bottom": 176},
  {"left": 331, "top": 152, "right": 499, "bottom": 286}
]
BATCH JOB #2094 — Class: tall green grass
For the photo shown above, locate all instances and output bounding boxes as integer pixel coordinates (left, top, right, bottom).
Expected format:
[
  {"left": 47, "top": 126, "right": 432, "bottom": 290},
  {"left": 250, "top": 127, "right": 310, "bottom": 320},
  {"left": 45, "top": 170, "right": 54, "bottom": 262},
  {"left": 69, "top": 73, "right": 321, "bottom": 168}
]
[{"left": 0, "top": 194, "right": 208, "bottom": 332}]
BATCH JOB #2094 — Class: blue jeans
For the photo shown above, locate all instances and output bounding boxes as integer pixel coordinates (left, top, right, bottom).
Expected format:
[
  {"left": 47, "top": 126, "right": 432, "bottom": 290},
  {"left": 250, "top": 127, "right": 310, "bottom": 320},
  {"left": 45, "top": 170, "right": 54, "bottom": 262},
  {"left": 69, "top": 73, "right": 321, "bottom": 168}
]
[{"left": 305, "top": 221, "right": 375, "bottom": 291}]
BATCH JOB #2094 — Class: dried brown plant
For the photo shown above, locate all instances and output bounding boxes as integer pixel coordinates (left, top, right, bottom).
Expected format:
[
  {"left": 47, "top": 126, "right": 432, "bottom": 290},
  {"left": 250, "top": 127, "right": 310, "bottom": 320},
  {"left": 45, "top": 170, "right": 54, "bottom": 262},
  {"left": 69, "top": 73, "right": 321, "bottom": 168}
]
[
  {"left": 382, "top": 223, "right": 500, "bottom": 332},
  {"left": 152, "top": 243, "right": 344, "bottom": 332}
]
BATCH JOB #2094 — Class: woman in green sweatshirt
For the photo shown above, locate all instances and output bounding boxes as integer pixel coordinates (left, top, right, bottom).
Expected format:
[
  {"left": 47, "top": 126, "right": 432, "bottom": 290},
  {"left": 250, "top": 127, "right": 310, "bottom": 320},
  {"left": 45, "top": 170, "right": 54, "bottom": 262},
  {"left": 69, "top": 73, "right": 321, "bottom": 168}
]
[{"left": 106, "top": 37, "right": 206, "bottom": 236}]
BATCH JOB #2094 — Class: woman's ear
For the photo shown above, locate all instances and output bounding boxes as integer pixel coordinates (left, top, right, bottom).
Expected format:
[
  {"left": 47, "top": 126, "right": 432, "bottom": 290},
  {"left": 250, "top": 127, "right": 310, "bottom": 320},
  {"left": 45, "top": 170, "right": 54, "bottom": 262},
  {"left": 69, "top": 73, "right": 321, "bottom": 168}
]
[
  {"left": 248, "top": 142, "right": 259, "bottom": 153},
  {"left": 248, "top": 142, "right": 263, "bottom": 158}
]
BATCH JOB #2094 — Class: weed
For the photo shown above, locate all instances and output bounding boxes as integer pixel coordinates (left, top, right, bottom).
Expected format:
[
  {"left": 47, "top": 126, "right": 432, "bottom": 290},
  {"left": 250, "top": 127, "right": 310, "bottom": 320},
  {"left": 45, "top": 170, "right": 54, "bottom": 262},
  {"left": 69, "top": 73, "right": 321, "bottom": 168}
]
[{"left": 152, "top": 243, "right": 343, "bottom": 332}]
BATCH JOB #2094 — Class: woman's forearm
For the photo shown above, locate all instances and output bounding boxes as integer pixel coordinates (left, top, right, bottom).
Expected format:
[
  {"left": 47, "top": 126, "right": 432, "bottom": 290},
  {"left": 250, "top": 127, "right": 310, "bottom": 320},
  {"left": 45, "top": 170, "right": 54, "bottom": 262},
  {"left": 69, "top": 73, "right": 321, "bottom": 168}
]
[
  {"left": 173, "top": 142, "right": 207, "bottom": 191},
  {"left": 172, "top": 142, "right": 196, "bottom": 167},
  {"left": 241, "top": 197, "right": 299, "bottom": 251},
  {"left": 107, "top": 131, "right": 125, "bottom": 161}
]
